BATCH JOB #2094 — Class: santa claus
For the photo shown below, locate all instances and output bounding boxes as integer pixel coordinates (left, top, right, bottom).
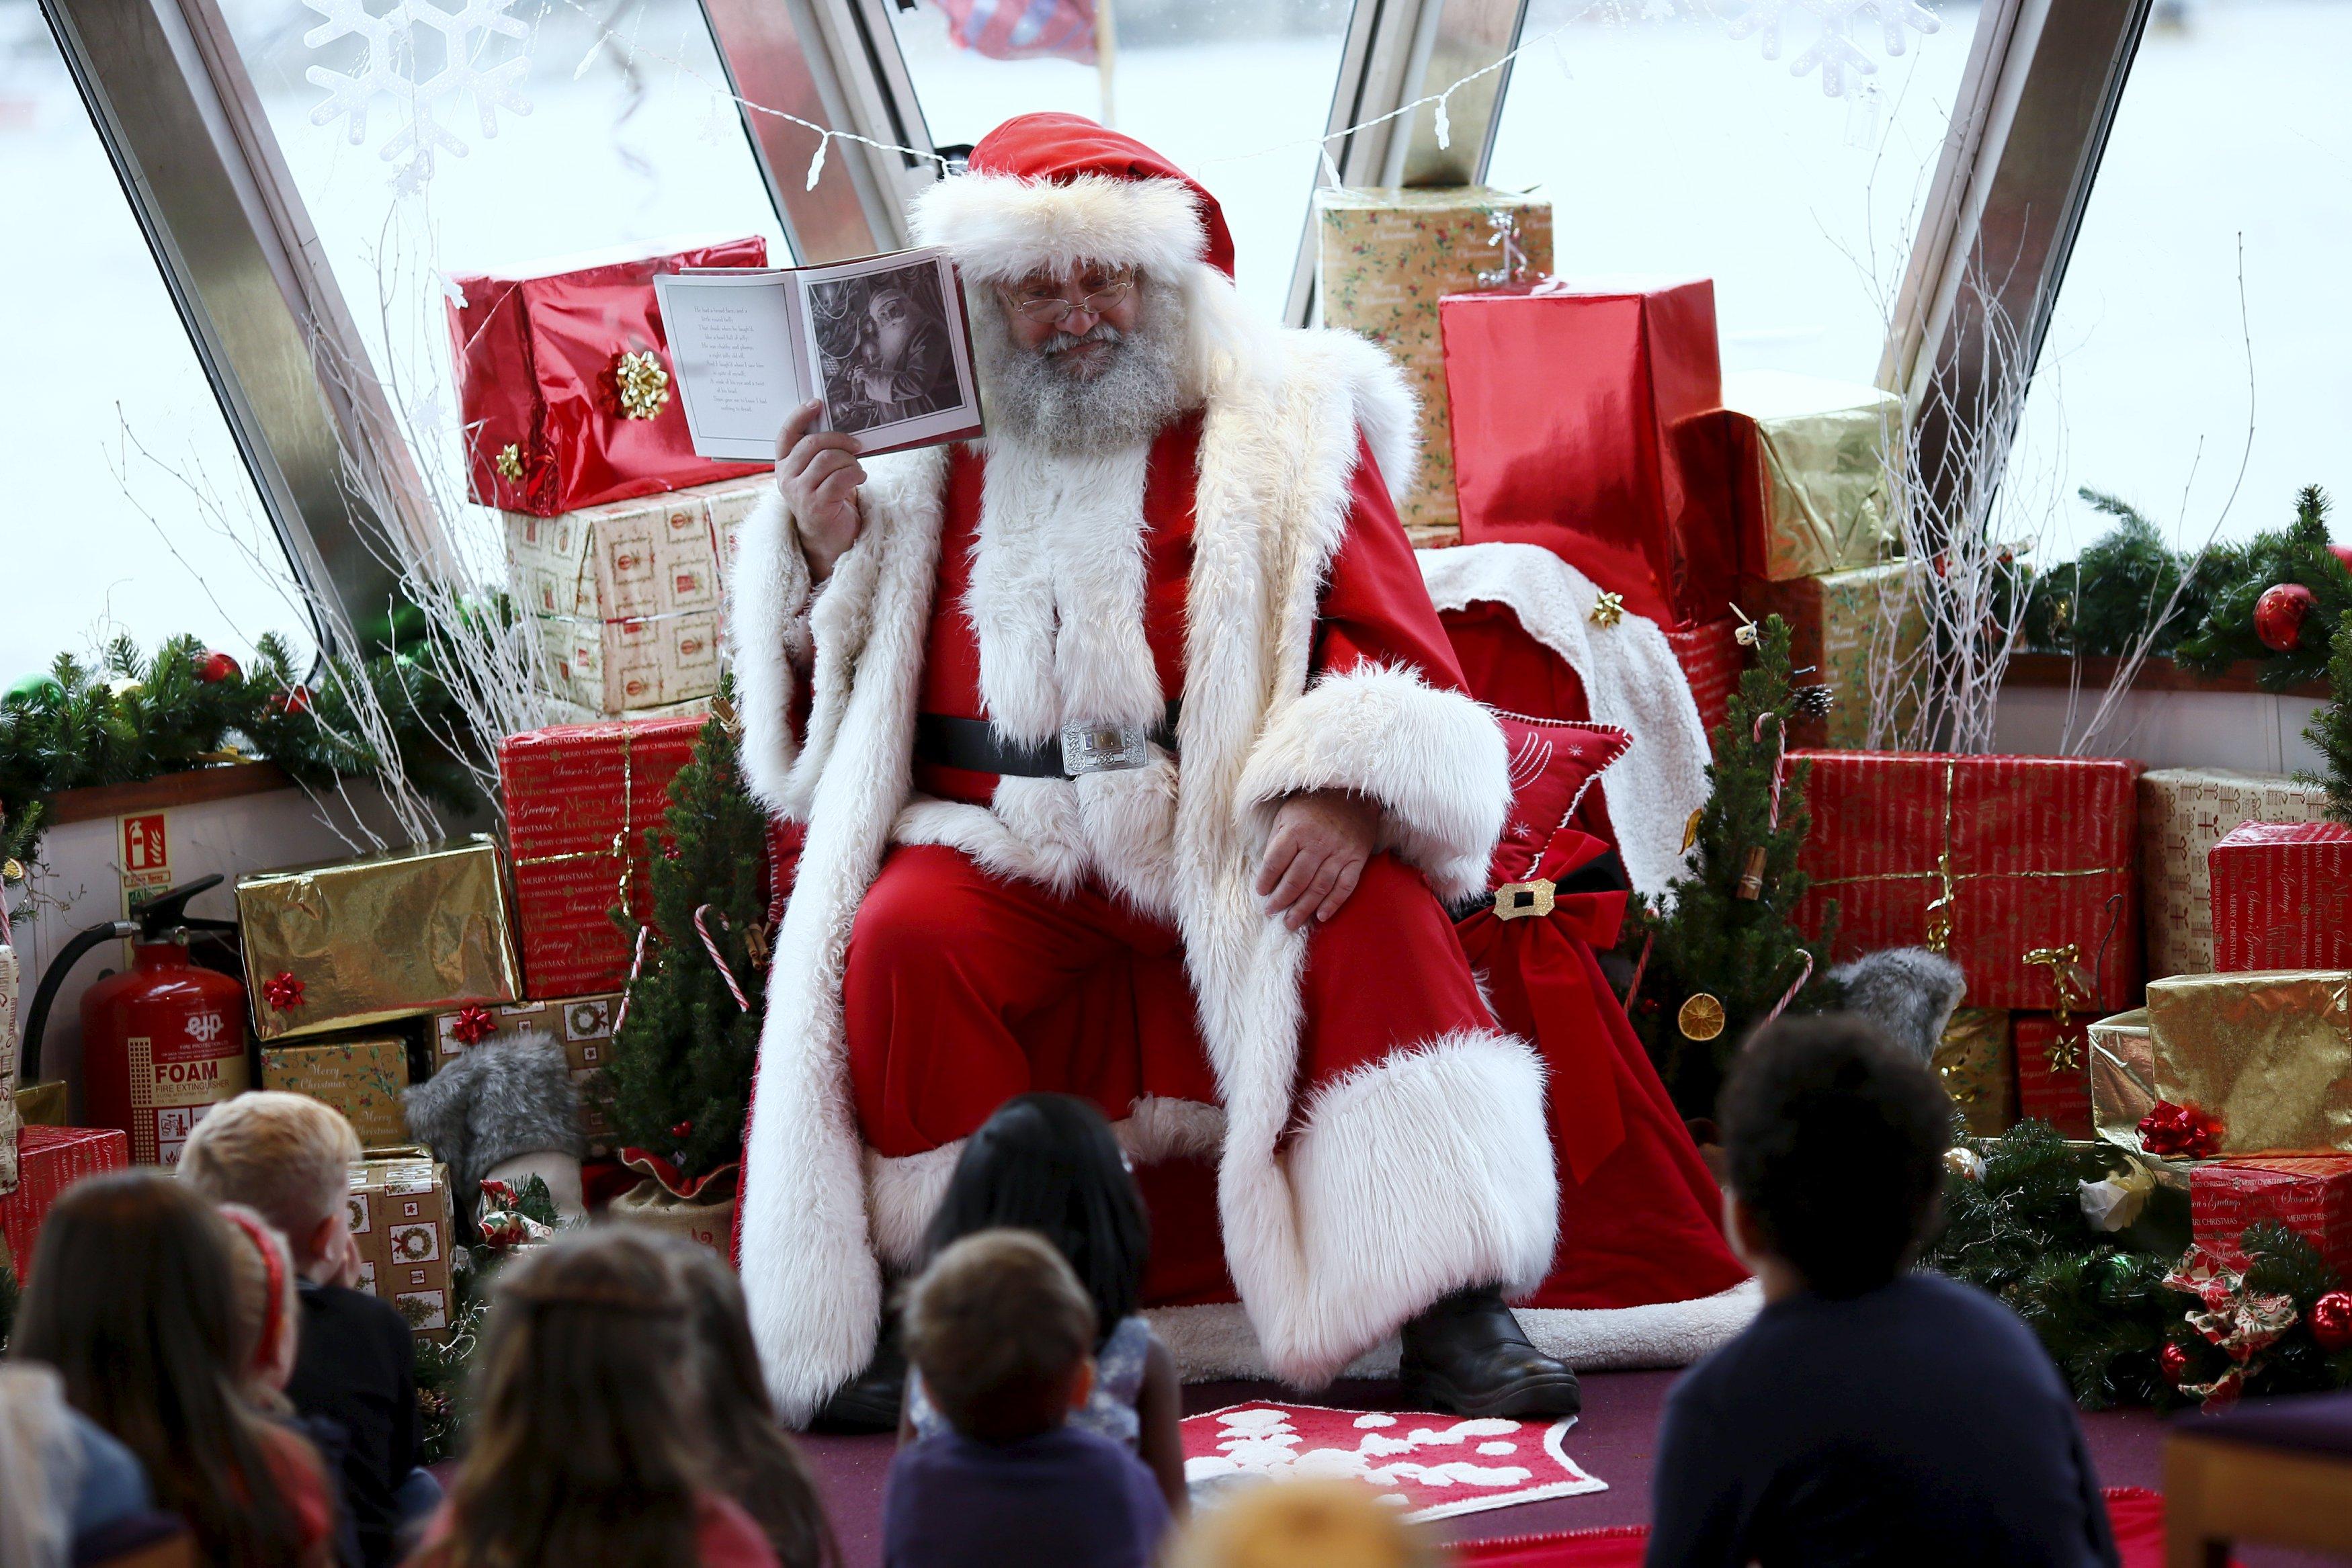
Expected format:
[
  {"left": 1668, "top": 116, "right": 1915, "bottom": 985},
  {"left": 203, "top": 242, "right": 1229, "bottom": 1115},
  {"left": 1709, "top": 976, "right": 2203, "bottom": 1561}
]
[{"left": 732, "top": 114, "right": 1633, "bottom": 1427}]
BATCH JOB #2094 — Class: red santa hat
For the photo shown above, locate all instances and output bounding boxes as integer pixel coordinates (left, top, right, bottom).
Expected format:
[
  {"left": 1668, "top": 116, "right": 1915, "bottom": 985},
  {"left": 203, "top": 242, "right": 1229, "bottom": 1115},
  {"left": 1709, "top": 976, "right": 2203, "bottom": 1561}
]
[{"left": 910, "top": 113, "right": 1235, "bottom": 285}]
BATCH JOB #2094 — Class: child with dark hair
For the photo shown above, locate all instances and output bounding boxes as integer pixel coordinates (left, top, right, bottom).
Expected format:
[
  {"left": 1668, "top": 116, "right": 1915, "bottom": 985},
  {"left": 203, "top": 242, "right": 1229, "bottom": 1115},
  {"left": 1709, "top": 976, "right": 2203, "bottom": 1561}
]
[
  {"left": 13, "top": 1171, "right": 339, "bottom": 1567},
  {"left": 884, "top": 1229, "right": 1171, "bottom": 1568},
  {"left": 905, "top": 1092, "right": 1185, "bottom": 1513},
  {"left": 1645, "top": 1015, "right": 2121, "bottom": 1568},
  {"left": 661, "top": 1236, "right": 840, "bottom": 1568}
]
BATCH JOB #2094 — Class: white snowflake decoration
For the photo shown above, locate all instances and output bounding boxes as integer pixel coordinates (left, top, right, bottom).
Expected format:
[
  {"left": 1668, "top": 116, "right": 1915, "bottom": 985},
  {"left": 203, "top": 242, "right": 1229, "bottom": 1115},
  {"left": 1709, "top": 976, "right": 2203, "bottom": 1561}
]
[
  {"left": 303, "top": 0, "right": 533, "bottom": 187},
  {"left": 1727, "top": 0, "right": 1940, "bottom": 98}
]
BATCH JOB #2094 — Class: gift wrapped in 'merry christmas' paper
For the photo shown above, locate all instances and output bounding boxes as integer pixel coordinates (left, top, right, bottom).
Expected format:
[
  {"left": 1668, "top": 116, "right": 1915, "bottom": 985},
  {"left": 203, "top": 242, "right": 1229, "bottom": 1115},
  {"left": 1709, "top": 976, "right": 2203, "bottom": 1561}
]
[
  {"left": 2145, "top": 969, "right": 2352, "bottom": 1155},
  {"left": 1666, "top": 618, "right": 1741, "bottom": 740},
  {"left": 2190, "top": 1156, "right": 2352, "bottom": 1277},
  {"left": 1443, "top": 277, "right": 1732, "bottom": 627},
  {"left": 499, "top": 717, "right": 704, "bottom": 998},
  {"left": 237, "top": 839, "right": 522, "bottom": 1043},
  {"left": 1739, "top": 562, "right": 1924, "bottom": 749},
  {"left": 1790, "top": 752, "right": 2140, "bottom": 1010},
  {"left": 348, "top": 1152, "right": 454, "bottom": 1334},
  {"left": 262, "top": 1037, "right": 413, "bottom": 1148},
  {"left": 2140, "top": 771, "right": 2329, "bottom": 978},
  {"left": 447, "top": 237, "right": 773, "bottom": 517},
  {"left": 506, "top": 478, "right": 768, "bottom": 715},
  {"left": 1933, "top": 1007, "right": 2015, "bottom": 1136},
  {"left": 2014, "top": 1013, "right": 2094, "bottom": 1139},
  {"left": 1314, "top": 187, "right": 1550, "bottom": 546},
  {"left": 0, "top": 1125, "right": 128, "bottom": 1277},
  {"left": 2087, "top": 1008, "right": 2156, "bottom": 1148},
  {"left": 1722, "top": 370, "right": 1902, "bottom": 584},
  {"left": 2208, "top": 820, "right": 2352, "bottom": 972}
]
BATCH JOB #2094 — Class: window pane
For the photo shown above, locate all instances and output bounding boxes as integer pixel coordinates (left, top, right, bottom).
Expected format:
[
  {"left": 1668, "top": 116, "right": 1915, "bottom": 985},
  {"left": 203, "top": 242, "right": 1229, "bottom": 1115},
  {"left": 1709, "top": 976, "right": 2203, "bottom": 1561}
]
[
  {"left": 2018, "top": 0, "right": 2352, "bottom": 560},
  {"left": 883, "top": 0, "right": 1356, "bottom": 317},
  {"left": 1486, "top": 0, "right": 1984, "bottom": 382},
  {"left": 1, "top": 0, "right": 310, "bottom": 679},
  {"left": 214, "top": 0, "right": 790, "bottom": 555}
]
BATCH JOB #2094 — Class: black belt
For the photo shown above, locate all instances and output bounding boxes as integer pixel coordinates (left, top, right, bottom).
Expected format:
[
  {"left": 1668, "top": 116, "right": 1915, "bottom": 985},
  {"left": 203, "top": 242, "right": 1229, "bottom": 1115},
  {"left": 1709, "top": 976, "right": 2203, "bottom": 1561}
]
[{"left": 915, "top": 701, "right": 1181, "bottom": 780}]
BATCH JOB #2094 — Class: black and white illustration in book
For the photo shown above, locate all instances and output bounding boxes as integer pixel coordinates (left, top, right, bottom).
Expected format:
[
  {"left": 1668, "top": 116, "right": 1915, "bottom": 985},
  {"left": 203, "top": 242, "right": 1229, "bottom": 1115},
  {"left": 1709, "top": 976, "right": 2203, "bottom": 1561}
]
[{"left": 807, "top": 261, "right": 963, "bottom": 433}]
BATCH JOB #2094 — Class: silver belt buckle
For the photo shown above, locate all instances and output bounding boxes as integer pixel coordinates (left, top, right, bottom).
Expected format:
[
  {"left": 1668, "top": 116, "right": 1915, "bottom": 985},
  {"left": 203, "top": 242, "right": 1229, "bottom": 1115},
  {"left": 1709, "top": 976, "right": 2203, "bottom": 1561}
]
[{"left": 1060, "top": 719, "right": 1153, "bottom": 776}]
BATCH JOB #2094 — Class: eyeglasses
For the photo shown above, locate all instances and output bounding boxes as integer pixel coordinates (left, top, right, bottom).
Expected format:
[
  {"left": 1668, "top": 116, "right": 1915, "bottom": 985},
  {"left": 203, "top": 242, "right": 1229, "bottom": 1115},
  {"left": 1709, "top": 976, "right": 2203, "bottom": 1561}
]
[{"left": 1005, "top": 273, "right": 1136, "bottom": 324}]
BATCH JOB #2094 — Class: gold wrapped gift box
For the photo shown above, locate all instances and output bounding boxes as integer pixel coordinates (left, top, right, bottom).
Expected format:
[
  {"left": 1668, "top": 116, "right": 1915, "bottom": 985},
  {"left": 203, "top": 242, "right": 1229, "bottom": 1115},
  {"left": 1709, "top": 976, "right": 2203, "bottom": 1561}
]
[
  {"left": 1723, "top": 369, "right": 1903, "bottom": 584},
  {"left": 2144, "top": 970, "right": 2352, "bottom": 1155},
  {"left": 1738, "top": 561, "right": 1926, "bottom": 748},
  {"left": 237, "top": 838, "right": 522, "bottom": 1043},
  {"left": 1934, "top": 1006, "right": 2015, "bottom": 1136},
  {"left": 1314, "top": 186, "right": 1552, "bottom": 546},
  {"left": 2088, "top": 1008, "right": 2154, "bottom": 1149}
]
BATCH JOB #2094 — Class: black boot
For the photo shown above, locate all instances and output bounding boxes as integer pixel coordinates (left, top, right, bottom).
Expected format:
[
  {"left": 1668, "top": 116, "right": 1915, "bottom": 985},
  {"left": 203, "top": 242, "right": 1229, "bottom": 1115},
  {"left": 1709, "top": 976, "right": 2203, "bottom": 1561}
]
[
  {"left": 1397, "top": 1285, "right": 1581, "bottom": 1419},
  {"left": 809, "top": 1325, "right": 907, "bottom": 1434}
]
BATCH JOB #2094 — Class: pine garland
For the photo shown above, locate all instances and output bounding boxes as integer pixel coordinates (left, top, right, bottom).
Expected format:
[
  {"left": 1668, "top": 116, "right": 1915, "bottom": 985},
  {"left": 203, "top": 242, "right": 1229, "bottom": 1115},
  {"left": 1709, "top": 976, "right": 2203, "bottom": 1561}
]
[
  {"left": 1619, "top": 615, "right": 1841, "bottom": 1116},
  {"left": 2175, "top": 486, "right": 2349, "bottom": 687},
  {"left": 2023, "top": 490, "right": 2219, "bottom": 658},
  {"left": 1, "top": 629, "right": 491, "bottom": 876},
  {"left": 1922, "top": 1122, "right": 2352, "bottom": 1410},
  {"left": 596, "top": 689, "right": 770, "bottom": 1180}
]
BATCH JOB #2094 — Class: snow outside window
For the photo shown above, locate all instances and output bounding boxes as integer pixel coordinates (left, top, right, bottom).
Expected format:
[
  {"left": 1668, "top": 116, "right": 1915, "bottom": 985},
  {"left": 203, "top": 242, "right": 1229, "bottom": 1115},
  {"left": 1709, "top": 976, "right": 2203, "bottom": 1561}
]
[
  {"left": 882, "top": 0, "right": 1357, "bottom": 319},
  {"left": 1485, "top": 0, "right": 1983, "bottom": 386},
  {"left": 211, "top": 0, "right": 790, "bottom": 564},
  {"left": 1, "top": 0, "right": 311, "bottom": 683},
  {"left": 2013, "top": 0, "right": 2352, "bottom": 562}
]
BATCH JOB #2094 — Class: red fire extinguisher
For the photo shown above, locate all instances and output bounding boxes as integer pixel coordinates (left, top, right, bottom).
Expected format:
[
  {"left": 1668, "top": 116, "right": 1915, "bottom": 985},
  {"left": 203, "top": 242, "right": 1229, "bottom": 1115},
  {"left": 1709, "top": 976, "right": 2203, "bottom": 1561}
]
[{"left": 23, "top": 875, "right": 253, "bottom": 1166}]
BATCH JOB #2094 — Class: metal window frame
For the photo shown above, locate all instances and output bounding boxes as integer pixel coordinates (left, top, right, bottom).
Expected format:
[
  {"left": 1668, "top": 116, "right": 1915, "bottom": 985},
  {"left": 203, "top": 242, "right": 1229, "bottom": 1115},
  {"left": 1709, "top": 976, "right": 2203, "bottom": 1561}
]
[{"left": 39, "top": 0, "right": 449, "bottom": 647}]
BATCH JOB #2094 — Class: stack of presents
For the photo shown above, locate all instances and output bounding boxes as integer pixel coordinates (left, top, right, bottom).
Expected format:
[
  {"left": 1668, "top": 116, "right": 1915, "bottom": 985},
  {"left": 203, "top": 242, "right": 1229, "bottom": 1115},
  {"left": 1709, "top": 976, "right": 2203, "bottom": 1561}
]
[{"left": 5, "top": 199, "right": 2347, "bottom": 1330}]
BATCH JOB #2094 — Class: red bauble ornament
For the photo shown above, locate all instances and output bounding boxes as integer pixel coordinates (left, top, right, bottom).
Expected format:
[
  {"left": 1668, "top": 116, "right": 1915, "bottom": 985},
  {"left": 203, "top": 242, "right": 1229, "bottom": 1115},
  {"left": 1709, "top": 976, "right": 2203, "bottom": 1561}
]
[
  {"left": 262, "top": 971, "right": 306, "bottom": 1012},
  {"left": 2159, "top": 1342, "right": 2193, "bottom": 1385},
  {"left": 2330, "top": 543, "right": 2352, "bottom": 578},
  {"left": 2312, "top": 1290, "right": 2352, "bottom": 1351},
  {"left": 450, "top": 1003, "right": 496, "bottom": 1046},
  {"left": 2255, "top": 582, "right": 2317, "bottom": 652},
  {"left": 196, "top": 650, "right": 241, "bottom": 684},
  {"left": 269, "top": 685, "right": 313, "bottom": 717},
  {"left": 670, "top": 1120, "right": 694, "bottom": 1141}
]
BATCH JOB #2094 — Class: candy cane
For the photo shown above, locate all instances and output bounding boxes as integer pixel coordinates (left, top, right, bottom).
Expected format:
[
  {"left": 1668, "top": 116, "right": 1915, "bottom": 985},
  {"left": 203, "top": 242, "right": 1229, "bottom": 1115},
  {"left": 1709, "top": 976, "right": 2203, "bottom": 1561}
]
[
  {"left": 695, "top": 904, "right": 751, "bottom": 1013},
  {"left": 610, "top": 924, "right": 654, "bottom": 1036},
  {"left": 1763, "top": 948, "right": 1816, "bottom": 1027}
]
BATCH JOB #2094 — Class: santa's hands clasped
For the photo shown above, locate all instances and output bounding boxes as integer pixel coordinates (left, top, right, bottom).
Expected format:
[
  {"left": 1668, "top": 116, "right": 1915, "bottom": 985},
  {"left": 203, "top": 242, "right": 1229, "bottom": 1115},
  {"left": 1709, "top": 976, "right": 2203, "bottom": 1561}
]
[
  {"left": 1258, "top": 789, "right": 1382, "bottom": 931},
  {"left": 775, "top": 399, "right": 865, "bottom": 583}
]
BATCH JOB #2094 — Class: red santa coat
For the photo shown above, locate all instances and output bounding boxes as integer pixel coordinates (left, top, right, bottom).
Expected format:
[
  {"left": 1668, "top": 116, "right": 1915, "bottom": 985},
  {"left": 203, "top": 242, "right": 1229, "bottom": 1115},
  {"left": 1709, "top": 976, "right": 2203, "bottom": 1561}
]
[{"left": 728, "top": 180, "right": 1555, "bottom": 1424}]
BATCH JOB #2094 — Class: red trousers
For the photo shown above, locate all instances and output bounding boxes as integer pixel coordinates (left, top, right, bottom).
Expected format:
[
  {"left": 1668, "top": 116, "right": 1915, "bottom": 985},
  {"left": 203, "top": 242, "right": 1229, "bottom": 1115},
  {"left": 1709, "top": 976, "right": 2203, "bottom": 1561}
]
[{"left": 845, "top": 844, "right": 1495, "bottom": 1160}]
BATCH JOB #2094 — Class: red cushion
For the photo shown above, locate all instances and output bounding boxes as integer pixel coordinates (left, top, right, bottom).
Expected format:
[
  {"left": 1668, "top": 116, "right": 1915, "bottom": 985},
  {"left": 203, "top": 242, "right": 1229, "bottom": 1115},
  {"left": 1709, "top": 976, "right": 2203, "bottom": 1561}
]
[{"left": 1488, "top": 712, "right": 1630, "bottom": 889}]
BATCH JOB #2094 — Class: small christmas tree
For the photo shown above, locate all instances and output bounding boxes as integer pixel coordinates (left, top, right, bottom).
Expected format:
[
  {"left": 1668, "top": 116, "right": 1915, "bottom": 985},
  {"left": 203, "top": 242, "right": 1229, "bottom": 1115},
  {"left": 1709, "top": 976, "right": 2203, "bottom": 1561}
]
[
  {"left": 1618, "top": 615, "right": 1840, "bottom": 1116},
  {"left": 599, "top": 686, "right": 771, "bottom": 1180},
  {"left": 2175, "top": 486, "right": 2347, "bottom": 687}
]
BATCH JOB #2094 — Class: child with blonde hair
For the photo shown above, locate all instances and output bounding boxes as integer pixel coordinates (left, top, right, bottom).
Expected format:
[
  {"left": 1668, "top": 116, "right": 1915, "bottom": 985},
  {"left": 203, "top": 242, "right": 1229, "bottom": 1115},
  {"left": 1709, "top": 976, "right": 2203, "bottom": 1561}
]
[
  {"left": 181, "top": 1091, "right": 432, "bottom": 1567},
  {"left": 1167, "top": 1479, "right": 1441, "bottom": 1568}
]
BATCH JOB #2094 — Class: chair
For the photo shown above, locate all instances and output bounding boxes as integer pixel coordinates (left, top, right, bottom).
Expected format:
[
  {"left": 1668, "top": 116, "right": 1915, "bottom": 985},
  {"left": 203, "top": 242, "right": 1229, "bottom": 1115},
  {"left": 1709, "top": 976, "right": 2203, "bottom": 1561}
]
[{"left": 2164, "top": 1389, "right": 2352, "bottom": 1567}]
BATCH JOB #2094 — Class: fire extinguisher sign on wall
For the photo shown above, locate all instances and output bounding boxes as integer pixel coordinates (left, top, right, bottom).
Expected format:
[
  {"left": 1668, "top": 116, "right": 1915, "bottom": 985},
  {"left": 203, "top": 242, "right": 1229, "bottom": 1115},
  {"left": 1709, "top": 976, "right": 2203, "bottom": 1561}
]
[{"left": 120, "top": 811, "right": 173, "bottom": 918}]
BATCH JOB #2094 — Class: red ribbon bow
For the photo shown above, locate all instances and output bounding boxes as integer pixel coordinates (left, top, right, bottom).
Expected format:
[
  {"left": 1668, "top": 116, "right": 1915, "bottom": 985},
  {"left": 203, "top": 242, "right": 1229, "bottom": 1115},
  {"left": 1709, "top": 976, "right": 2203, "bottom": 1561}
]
[
  {"left": 450, "top": 1003, "right": 497, "bottom": 1046},
  {"left": 2138, "top": 1100, "right": 2223, "bottom": 1160},
  {"left": 263, "top": 970, "right": 306, "bottom": 1012},
  {"left": 1456, "top": 824, "right": 1630, "bottom": 1184}
]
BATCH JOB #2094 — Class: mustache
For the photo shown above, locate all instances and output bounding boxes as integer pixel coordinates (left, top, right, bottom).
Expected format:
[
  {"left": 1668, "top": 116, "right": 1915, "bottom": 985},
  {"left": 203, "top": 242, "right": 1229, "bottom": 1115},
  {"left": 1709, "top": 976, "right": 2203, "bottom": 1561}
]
[{"left": 1040, "top": 322, "right": 1124, "bottom": 357}]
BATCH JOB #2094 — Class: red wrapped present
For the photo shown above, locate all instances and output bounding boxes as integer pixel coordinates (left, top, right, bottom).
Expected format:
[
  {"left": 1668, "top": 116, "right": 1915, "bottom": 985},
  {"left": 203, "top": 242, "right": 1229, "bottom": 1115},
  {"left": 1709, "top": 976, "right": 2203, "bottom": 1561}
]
[
  {"left": 2014, "top": 1012, "right": 2095, "bottom": 1139},
  {"left": 1792, "top": 752, "right": 2142, "bottom": 1011},
  {"left": 2190, "top": 1156, "right": 2352, "bottom": 1278},
  {"left": 1667, "top": 618, "right": 1740, "bottom": 742},
  {"left": 500, "top": 717, "right": 705, "bottom": 998},
  {"left": 0, "top": 1125, "right": 129, "bottom": 1277},
  {"left": 2208, "top": 820, "right": 2352, "bottom": 972},
  {"left": 1442, "top": 277, "right": 1734, "bottom": 627},
  {"left": 448, "top": 238, "right": 773, "bottom": 517}
]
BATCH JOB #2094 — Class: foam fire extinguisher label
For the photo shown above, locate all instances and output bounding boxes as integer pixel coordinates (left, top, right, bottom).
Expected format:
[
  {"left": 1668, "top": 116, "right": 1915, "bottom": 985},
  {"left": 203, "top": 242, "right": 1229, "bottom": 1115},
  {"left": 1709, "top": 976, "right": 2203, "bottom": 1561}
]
[{"left": 125, "top": 1006, "right": 251, "bottom": 1166}]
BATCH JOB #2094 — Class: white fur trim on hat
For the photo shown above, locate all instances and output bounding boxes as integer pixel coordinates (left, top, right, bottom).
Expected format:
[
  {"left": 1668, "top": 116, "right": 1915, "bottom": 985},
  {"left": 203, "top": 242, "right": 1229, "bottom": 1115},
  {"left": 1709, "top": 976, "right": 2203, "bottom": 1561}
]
[{"left": 911, "top": 172, "right": 1208, "bottom": 284}]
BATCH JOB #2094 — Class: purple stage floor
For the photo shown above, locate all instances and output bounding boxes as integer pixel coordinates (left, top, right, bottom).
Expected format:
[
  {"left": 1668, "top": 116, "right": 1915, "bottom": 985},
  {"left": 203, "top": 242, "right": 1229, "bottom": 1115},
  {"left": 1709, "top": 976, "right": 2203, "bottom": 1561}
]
[{"left": 797, "top": 1370, "right": 2349, "bottom": 1567}]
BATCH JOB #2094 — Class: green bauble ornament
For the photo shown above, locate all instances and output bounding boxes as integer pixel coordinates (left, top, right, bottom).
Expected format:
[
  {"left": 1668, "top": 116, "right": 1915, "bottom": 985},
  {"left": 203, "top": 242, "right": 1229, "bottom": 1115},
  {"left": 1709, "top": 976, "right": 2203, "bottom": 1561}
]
[{"left": 5, "top": 672, "right": 63, "bottom": 704}]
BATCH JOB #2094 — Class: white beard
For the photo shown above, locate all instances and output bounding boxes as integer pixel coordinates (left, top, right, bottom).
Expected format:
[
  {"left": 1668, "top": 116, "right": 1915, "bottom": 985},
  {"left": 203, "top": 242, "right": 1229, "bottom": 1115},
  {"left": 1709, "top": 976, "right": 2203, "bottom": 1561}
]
[{"left": 972, "top": 276, "right": 1189, "bottom": 454}]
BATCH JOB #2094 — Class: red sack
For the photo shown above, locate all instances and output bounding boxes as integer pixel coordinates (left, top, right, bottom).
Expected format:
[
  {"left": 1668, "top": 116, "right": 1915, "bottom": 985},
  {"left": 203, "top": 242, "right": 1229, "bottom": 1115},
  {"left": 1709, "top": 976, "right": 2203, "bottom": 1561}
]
[
  {"left": 1441, "top": 277, "right": 1734, "bottom": 627},
  {"left": 448, "top": 238, "right": 773, "bottom": 516}
]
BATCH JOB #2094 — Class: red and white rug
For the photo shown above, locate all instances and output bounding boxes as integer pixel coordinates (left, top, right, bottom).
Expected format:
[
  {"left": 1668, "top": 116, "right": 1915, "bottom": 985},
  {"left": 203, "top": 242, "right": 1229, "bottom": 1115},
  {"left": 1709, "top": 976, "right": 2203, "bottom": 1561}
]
[{"left": 1181, "top": 1401, "right": 1607, "bottom": 1523}]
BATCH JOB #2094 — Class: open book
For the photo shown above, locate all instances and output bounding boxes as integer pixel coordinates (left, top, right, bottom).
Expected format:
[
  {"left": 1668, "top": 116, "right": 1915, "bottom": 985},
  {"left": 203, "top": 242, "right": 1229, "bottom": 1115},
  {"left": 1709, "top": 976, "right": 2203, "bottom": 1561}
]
[{"left": 655, "top": 247, "right": 984, "bottom": 462}]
